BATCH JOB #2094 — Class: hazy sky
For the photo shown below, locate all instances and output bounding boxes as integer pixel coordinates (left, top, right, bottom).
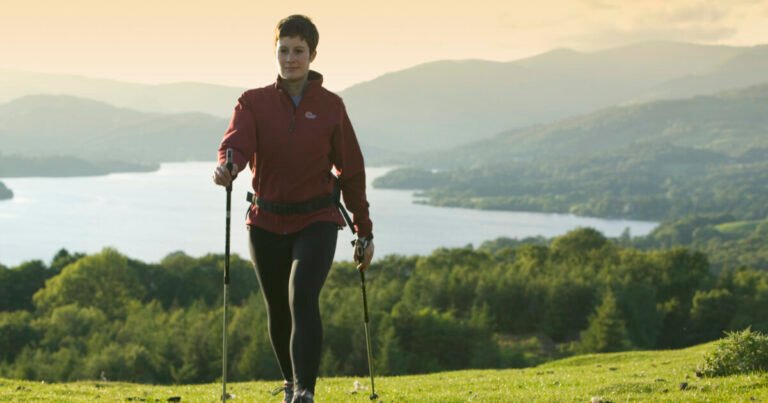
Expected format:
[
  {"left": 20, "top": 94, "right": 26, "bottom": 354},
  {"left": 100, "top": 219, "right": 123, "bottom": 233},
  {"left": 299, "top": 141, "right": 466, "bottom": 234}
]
[{"left": 2, "top": 0, "right": 768, "bottom": 90}]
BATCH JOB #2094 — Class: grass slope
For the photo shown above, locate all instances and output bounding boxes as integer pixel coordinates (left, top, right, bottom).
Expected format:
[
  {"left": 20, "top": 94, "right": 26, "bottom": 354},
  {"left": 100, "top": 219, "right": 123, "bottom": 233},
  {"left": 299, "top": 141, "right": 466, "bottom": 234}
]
[
  {"left": 2, "top": 342, "right": 766, "bottom": 402},
  {"left": 715, "top": 219, "right": 767, "bottom": 235}
]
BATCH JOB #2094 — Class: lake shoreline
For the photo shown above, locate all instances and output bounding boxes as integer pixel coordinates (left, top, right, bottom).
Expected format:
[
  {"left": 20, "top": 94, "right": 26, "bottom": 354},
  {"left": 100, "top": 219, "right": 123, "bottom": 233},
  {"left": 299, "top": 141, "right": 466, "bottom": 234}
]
[
  {"left": 0, "top": 162, "right": 658, "bottom": 266},
  {"left": 0, "top": 154, "right": 160, "bottom": 179}
]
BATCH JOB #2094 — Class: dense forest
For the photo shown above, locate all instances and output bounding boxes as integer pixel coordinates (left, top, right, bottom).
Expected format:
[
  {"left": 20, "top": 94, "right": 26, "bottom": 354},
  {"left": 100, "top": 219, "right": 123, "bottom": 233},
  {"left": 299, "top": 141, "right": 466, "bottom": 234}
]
[
  {"left": 2, "top": 229, "right": 766, "bottom": 384},
  {"left": 634, "top": 214, "right": 768, "bottom": 270}
]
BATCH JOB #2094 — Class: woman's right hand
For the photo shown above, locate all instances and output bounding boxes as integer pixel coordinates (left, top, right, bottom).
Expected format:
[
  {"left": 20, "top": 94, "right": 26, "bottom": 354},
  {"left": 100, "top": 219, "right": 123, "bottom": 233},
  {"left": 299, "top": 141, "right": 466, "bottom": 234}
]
[{"left": 212, "top": 163, "right": 238, "bottom": 187}]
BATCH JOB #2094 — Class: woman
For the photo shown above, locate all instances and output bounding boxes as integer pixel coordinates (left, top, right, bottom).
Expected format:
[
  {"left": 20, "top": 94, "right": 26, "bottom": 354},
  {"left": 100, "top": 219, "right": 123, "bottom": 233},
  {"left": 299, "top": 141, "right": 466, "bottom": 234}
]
[{"left": 212, "top": 14, "right": 374, "bottom": 403}]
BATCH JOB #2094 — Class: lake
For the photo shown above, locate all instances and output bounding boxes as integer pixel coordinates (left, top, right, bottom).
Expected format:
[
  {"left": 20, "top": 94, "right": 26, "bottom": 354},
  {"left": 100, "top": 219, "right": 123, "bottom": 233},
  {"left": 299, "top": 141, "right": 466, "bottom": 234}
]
[{"left": 0, "top": 163, "right": 657, "bottom": 266}]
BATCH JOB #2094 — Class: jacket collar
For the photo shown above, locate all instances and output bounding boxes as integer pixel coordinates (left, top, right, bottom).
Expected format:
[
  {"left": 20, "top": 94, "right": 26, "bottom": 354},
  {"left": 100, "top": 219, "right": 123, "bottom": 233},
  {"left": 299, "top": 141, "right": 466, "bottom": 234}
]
[{"left": 274, "top": 70, "right": 323, "bottom": 95}]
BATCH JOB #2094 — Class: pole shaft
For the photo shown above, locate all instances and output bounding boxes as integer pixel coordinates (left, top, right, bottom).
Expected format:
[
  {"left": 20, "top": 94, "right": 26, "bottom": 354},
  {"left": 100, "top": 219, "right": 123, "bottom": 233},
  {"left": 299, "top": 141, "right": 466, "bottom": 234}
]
[
  {"left": 360, "top": 271, "right": 376, "bottom": 396},
  {"left": 222, "top": 285, "right": 228, "bottom": 401},
  {"left": 223, "top": 185, "right": 232, "bottom": 402}
]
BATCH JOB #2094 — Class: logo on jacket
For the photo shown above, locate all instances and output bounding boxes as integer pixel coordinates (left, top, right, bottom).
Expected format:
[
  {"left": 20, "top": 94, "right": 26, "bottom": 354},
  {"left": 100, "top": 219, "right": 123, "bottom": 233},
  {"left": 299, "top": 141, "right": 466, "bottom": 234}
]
[{"left": 305, "top": 111, "right": 317, "bottom": 119}]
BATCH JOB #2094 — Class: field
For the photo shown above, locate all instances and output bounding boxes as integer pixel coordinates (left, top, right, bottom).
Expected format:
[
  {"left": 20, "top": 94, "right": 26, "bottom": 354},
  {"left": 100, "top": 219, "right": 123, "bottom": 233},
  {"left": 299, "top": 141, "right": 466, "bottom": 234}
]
[{"left": 2, "top": 341, "right": 767, "bottom": 402}]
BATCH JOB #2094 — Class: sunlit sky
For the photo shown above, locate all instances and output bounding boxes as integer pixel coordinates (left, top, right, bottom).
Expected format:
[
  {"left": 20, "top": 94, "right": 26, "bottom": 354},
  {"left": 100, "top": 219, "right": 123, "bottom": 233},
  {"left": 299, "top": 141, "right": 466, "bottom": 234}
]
[{"left": 2, "top": 0, "right": 768, "bottom": 90}]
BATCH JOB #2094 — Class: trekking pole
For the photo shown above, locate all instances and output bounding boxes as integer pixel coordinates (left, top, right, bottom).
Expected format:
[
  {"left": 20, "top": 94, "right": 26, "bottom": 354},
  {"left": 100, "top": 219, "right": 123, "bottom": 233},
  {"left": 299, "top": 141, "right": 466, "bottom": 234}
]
[
  {"left": 335, "top": 195, "right": 378, "bottom": 401},
  {"left": 222, "top": 149, "right": 233, "bottom": 402},
  {"left": 358, "top": 254, "right": 378, "bottom": 401}
]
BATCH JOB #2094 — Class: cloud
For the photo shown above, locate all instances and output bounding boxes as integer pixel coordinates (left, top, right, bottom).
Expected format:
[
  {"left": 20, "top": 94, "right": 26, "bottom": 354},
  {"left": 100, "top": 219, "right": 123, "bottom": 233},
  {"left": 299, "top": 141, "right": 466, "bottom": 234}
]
[
  {"left": 648, "top": 4, "right": 730, "bottom": 25},
  {"left": 569, "top": 26, "right": 739, "bottom": 50},
  {"left": 579, "top": 0, "right": 619, "bottom": 10},
  {"left": 559, "top": 1, "right": 760, "bottom": 50}
]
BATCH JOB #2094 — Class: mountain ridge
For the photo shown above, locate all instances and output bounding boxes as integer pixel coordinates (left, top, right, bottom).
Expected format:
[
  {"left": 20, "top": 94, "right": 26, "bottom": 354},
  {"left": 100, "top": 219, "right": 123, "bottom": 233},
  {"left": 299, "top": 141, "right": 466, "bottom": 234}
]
[
  {"left": 4, "top": 41, "right": 768, "bottom": 160},
  {"left": 421, "top": 81, "right": 768, "bottom": 168},
  {"left": 0, "top": 95, "right": 227, "bottom": 163},
  {"left": 338, "top": 41, "right": 768, "bottom": 154}
]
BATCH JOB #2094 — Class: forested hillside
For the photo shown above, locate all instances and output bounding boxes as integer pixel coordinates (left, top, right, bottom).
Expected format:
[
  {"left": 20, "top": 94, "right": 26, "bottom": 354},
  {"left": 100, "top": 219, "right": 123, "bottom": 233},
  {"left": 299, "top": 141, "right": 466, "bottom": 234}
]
[
  {"left": 634, "top": 214, "right": 768, "bottom": 270},
  {"left": 374, "top": 83, "right": 768, "bottom": 271},
  {"left": 378, "top": 83, "right": 768, "bottom": 216},
  {"left": 2, "top": 229, "right": 766, "bottom": 383},
  {"left": 376, "top": 144, "right": 768, "bottom": 222},
  {"left": 420, "top": 82, "right": 768, "bottom": 168}
]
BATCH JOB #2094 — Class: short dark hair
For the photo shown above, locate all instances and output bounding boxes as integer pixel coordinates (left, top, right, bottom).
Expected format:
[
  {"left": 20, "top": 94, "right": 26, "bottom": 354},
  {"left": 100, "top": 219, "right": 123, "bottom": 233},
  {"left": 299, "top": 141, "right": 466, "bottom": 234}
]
[{"left": 274, "top": 15, "right": 319, "bottom": 54}]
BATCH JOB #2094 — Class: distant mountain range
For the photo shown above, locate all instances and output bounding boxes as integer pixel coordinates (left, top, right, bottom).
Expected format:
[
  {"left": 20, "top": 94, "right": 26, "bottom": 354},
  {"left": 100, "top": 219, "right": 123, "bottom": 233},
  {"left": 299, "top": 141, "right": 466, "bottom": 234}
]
[
  {"left": 423, "top": 82, "right": 768, "bottom": 168},
  {"left": 372, "top": 81, "right": 768, "bottom": 223},
  {"left": 0, "top": 69, "right": 244, "bottom": 118},
  {"left": 339, "top": 41, "right": 768, "bottom": 154},
  {"left": 0, "top": 95, "right": 226, "bottom": 163},
  {"left": 2, "top": 41, "right": 768, "bottom": 161}
]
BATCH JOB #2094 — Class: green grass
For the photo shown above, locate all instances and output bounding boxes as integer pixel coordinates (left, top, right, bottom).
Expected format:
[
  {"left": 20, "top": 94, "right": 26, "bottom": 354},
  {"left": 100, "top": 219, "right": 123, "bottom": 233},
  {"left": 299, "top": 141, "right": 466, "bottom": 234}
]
[
  {"left": 715, "top": 219, "right": 765, "bottom": 235},
  {"left": 2, "top": 342, "right": 767, "bottom": 402}
]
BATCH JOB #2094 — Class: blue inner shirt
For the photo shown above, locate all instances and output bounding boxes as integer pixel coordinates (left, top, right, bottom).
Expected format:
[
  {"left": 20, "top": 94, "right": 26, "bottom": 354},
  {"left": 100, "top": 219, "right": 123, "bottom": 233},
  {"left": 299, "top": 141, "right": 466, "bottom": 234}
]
[{"left": 291, "top": 94, "right": 302, "bottom": 107}]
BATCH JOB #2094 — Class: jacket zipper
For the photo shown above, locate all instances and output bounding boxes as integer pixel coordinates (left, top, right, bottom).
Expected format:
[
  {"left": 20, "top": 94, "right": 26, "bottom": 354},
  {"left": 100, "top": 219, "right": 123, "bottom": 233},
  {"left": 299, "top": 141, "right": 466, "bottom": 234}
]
[
  {"left": 281, "top": 90, "right": 300, "bottom": 234},
  {"left": 283, "top": 89, "right": 299, "bottom": 134}
]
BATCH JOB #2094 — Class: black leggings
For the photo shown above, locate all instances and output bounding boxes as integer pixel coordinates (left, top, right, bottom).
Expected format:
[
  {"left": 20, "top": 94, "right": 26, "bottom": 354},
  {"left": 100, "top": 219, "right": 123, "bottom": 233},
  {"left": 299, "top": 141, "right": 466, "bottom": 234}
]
[{"left": 248, "top": 221, "right": 338, "bottom": 394}]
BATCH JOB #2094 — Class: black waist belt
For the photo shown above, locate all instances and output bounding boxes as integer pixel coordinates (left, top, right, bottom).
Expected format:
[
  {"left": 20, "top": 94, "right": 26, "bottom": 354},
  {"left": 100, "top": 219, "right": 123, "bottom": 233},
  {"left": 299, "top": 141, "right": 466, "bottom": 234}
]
[{"left": 246, "top": 192, "right": 336, "bottom": 215}]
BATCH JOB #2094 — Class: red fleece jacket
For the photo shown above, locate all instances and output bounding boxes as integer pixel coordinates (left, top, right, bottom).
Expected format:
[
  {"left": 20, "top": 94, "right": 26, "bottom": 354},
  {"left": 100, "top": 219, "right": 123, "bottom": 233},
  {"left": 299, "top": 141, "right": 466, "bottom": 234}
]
[{"left": 218, "top": 71, "right": 372, "bottom": 237}]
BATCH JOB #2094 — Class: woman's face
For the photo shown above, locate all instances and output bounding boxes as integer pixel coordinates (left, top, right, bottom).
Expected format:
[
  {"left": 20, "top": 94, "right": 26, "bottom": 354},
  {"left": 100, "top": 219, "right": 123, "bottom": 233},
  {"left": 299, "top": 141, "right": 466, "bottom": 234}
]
[{"left": 276, "top": 36, "right": 316, "bottom": 82}]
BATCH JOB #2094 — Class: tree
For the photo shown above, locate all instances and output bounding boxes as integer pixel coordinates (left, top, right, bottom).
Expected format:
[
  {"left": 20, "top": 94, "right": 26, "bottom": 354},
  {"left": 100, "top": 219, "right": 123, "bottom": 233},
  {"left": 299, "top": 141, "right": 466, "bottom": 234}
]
[
  {"left": 579, "top": 290, "right": 632, "bottom": 353},
  {"left": 551, "top": 227, "right": 610, "bottom": 265},
  {"left": 0, "top": 311, "right": 36, "bottom": 362},
  {"left": 689, "top": 289, "right": 737, "bottom": 343},
  {"left": 0, "top": 260, "right": 49, "bottom": 312},
  {"left": 33, "top": 248, "right": 143, "bottom": 319}
]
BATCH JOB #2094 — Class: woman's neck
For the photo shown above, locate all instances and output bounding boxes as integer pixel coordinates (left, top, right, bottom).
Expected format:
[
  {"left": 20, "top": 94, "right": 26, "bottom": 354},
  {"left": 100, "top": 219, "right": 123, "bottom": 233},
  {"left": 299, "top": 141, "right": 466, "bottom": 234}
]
[{"left": 282, "top": 77, "right": 308, "bottom": 97}]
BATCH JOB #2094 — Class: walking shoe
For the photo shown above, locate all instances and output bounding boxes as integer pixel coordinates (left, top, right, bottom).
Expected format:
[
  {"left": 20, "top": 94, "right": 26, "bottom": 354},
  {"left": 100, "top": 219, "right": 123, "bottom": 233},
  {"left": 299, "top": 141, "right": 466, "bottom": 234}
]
[
  {"left": 270, "top": 381, "right": 294, "bottom": 403},
  {"left": 291, "top": 389, "right": 314, "bottom": 403}
]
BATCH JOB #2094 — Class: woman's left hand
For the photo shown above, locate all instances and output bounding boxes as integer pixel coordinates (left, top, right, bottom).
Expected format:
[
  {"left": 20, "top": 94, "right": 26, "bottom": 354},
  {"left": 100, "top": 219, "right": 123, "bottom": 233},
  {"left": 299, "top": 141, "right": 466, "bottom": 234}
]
[{"left": 355, "top": 239, "right": 375, "bottom": 271}]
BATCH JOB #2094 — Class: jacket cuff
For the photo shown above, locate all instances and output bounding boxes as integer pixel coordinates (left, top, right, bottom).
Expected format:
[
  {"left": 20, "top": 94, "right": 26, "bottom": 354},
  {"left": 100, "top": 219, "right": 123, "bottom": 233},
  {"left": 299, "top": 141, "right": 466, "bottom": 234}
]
[{"left": 355, "top": 220, "right": 373, "bottom": 238}]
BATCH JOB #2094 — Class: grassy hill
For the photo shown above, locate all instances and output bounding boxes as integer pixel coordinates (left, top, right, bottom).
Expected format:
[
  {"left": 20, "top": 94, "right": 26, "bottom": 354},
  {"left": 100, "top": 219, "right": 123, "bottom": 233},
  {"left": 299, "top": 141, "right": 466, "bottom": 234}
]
[{"left": 2, "top": 342, "right": 765, "bottom": 402}]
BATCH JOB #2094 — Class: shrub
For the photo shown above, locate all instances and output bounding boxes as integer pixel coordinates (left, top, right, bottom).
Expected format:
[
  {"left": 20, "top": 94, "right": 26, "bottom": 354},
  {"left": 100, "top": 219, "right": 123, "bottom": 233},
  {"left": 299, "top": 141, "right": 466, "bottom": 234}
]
[{"left": 697, "top": 328, "right": 768, "bottom": 377}]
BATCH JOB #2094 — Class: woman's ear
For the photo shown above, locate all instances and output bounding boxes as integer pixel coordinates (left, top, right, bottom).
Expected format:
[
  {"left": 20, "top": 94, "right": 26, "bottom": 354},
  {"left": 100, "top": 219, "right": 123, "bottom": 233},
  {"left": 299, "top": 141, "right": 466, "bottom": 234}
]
[{"left": 310, "top": 50, "right": 317, "bottom": 63}]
